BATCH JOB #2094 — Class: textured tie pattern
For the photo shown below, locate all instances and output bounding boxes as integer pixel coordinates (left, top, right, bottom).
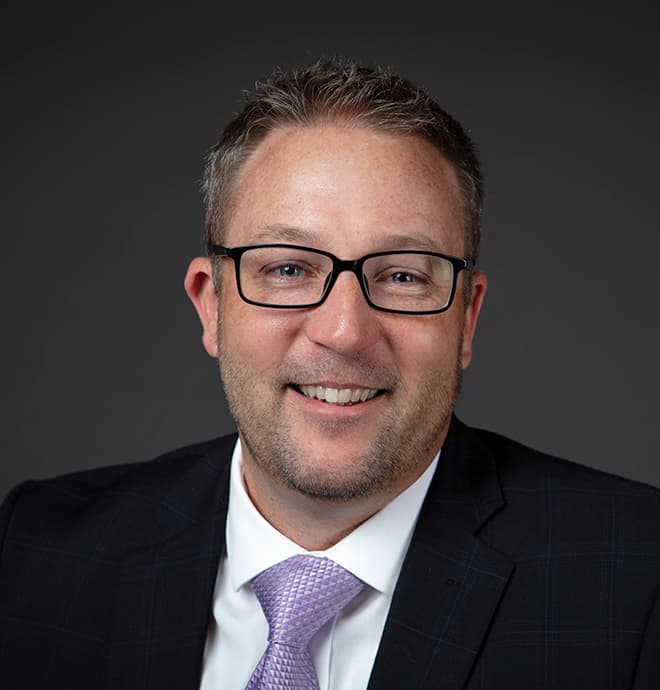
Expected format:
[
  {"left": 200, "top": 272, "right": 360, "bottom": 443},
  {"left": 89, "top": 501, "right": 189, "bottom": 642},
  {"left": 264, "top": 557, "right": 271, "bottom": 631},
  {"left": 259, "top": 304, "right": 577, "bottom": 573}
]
[{"left": 246, "top": 554, "right": 364, "bottom": 690}]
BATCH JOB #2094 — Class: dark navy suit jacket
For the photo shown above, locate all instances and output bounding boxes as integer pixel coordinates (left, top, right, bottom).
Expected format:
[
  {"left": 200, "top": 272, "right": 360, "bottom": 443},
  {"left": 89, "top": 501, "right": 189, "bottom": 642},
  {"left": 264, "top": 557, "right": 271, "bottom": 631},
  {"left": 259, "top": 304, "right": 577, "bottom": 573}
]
[{"left": 1, "top": 417, "right": 659, "bottom": 689}]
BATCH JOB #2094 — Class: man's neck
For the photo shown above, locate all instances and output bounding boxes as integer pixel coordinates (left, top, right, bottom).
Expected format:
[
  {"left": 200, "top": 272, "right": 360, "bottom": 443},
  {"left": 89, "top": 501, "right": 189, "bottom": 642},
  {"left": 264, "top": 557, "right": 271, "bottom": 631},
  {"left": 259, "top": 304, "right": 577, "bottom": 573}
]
[{"left": 240, "top": 450, "right": 434, "bottom": 551}]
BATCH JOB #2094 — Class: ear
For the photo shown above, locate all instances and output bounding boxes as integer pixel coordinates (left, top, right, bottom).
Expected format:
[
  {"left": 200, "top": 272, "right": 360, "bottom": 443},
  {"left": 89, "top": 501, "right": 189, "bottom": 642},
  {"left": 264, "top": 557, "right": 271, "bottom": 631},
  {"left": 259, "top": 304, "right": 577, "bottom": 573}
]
[
  {"left": 460, "top": 271, "right": 487, "bottom": 370},
  {"left": 184, "top": 257, "right": 219, "bottom": 358}
]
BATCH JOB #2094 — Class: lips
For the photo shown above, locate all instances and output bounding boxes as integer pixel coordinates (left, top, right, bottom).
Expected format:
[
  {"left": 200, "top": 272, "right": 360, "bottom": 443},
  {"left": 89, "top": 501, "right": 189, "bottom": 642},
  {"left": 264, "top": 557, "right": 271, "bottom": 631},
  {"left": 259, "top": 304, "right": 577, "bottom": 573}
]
[{"left": 293, "top": 384, "right": 381, "bottom": 406}]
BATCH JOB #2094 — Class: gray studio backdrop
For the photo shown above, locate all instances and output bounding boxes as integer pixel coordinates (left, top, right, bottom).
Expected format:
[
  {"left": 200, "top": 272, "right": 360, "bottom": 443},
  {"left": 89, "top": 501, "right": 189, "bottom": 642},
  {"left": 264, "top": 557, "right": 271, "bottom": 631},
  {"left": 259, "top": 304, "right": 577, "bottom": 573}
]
[{"left": 3, "top": 3, "right": 659, "bottom": 497}]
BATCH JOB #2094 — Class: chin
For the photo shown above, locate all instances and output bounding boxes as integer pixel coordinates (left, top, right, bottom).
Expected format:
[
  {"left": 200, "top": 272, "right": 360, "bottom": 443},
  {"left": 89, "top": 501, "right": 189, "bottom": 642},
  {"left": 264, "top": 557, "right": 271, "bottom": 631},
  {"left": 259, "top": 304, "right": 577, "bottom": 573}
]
[
  {"left": 278, "top": 469, "right": 386, "bottom": 502},
  {"left": 259, "top": 440, "right": 404, "bottom": 502}
]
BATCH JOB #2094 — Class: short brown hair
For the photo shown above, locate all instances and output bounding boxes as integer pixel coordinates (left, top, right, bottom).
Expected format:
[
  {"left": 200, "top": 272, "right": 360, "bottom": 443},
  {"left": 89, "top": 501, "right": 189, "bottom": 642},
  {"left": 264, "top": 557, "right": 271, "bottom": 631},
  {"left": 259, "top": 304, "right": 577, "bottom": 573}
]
[{"left": 203, "top": 60, "right": 483, "bottom": 261}]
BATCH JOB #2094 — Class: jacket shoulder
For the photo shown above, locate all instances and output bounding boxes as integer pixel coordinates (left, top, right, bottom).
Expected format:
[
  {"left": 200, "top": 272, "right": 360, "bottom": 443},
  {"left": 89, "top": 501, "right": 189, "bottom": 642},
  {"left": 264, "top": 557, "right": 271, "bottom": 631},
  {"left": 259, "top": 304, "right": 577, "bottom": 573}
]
[
  {"left": 470, "top": 425, "right": 660, "bottom": 542},
  {"left": 475, "top": 425, "right": 659, "bottom": 495},
  {"left": 0, "top": 434, "right": 238, "bottom": 558},
  {"left": 4, "top": 433, "right": 237, "bottom": 503}
]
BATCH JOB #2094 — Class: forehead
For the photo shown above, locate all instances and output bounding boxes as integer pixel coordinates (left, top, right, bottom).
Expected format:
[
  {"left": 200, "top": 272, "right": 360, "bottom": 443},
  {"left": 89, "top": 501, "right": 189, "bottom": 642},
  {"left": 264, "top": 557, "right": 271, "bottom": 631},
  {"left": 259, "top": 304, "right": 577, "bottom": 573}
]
[{"left": 226, "top": 124, "right": 466, "bottom": 255}]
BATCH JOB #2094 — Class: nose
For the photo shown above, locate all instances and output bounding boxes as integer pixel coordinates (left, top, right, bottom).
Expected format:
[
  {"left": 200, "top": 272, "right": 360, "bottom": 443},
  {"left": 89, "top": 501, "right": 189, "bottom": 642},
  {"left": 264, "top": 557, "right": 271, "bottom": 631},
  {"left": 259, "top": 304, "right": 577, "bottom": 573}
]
[{"left": 302, "top": 270, "right": 382, "bottom": 355}]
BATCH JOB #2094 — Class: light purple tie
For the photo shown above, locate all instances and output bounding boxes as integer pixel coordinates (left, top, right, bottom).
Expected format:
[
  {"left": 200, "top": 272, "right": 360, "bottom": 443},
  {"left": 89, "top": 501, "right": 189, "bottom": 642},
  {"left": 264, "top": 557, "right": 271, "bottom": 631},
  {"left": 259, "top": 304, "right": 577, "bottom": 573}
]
[{"left": 246, "top": 554, "right": 365, "bottom": 690}]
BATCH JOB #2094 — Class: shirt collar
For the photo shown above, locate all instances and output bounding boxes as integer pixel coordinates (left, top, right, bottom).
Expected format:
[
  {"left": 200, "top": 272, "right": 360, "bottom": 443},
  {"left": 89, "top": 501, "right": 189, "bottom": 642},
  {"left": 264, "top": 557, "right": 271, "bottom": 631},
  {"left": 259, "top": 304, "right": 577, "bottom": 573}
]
[{"left": 225, "top": 441, "right": 439, "bottom": 595}]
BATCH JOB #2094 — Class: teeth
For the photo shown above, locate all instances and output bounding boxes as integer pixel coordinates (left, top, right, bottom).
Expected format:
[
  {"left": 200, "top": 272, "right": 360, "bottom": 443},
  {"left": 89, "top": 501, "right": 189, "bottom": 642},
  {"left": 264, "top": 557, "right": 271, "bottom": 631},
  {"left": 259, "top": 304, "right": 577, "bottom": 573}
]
[
  {"left": 338, "top": 389, "right": 351, "bottom": 404},
  {"left": 297, "top": 384, "right": 381, "bottom": 405}
]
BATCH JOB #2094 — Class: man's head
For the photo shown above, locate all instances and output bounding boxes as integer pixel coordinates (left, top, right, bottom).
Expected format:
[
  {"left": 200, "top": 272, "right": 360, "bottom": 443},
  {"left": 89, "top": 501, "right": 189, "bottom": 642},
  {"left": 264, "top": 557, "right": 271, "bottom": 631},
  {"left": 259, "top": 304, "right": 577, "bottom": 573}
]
[{"left": 185, "top": 61, "right": 487, "bottom": 527}]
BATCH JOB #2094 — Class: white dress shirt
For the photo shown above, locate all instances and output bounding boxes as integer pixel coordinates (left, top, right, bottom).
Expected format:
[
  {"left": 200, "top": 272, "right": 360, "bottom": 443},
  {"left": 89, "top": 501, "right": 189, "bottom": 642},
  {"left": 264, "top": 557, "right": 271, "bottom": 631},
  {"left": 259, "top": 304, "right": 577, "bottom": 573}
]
[{"left": 200, "top": 441, "right": 439, "bottom": 690}]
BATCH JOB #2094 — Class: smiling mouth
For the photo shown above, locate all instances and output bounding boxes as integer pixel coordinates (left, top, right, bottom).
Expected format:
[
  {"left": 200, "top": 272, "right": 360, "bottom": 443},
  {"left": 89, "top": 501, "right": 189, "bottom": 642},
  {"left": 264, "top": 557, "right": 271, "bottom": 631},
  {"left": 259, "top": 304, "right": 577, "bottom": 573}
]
[{"left": 291, "top": 384, "right": 383, "bottom": 406}]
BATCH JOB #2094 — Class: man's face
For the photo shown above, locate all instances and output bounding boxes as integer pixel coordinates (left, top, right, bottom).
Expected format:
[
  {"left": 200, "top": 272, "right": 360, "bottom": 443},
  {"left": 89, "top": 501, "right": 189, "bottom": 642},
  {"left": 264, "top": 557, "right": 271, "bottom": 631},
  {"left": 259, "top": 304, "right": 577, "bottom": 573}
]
[{"left": 188, "top": 125, "right": 486, "bottom": 504}]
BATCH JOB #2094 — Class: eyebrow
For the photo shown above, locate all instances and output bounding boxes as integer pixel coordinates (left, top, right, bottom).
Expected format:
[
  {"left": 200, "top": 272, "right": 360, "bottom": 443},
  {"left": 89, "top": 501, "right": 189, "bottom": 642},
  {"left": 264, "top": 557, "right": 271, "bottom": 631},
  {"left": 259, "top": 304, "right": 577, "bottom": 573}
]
[
  {"left": 250, "top": 225, "right": 323, "bottom": 245},
  {"left": 374, "top": 233, "right": 445, "bottom": 253},
  {"left": 248, "top": 226, "right": 448, "bottom": 254}
]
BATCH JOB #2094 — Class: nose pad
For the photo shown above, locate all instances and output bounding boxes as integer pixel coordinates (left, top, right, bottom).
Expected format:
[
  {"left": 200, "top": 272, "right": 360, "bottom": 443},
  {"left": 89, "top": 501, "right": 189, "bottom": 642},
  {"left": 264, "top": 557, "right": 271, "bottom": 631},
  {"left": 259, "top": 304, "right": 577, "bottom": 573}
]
[{"left": 362, "top": 275, "right": 371, "bottom": 298}]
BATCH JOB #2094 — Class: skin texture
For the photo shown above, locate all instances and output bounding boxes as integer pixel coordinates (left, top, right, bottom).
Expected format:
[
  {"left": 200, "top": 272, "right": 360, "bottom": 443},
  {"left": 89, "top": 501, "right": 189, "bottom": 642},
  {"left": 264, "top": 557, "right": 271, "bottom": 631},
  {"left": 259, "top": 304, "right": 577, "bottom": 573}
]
[{"left": 185, "top": 125, "right": 486, "bottom": 549}]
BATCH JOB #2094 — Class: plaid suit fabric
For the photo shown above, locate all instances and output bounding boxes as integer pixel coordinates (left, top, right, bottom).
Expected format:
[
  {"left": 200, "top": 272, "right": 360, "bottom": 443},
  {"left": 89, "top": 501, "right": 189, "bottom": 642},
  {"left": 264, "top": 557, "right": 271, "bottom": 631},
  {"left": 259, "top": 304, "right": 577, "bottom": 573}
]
[
  {"left": 1, "top": 419, "right": 659, "bottom": 689},
  {"left": 0, "top": 436, "right": 233, "bottom": 690}
]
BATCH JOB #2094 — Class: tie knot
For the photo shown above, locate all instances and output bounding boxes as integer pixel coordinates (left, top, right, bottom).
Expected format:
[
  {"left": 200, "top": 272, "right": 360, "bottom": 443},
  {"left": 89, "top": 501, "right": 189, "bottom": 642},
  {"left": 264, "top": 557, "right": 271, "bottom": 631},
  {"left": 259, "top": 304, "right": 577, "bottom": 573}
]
[{"left": 251, "top": 555, "right": 364, "bottom": 647}]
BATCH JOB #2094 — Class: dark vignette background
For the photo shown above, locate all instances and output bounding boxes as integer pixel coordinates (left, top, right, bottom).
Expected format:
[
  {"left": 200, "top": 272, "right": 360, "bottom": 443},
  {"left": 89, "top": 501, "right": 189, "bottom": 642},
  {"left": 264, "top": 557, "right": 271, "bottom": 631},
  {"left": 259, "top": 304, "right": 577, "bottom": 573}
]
[{"left": 2, "top": 2, "right": 659, "bottom": 496}]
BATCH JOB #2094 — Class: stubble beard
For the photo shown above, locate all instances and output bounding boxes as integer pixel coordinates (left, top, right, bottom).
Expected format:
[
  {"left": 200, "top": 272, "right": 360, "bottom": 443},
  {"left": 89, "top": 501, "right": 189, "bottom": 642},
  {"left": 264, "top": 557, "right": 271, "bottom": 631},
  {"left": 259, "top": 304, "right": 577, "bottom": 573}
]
[{"left": 217, "top": 324, "right": 463, "bottom": 503}]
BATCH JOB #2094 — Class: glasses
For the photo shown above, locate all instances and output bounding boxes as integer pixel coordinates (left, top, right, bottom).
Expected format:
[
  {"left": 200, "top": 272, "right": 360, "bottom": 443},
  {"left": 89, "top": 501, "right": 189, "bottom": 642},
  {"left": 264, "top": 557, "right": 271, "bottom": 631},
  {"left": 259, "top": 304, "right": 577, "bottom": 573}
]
[{"left": 209, "top": 243, "right": 474, "bottom": 315}]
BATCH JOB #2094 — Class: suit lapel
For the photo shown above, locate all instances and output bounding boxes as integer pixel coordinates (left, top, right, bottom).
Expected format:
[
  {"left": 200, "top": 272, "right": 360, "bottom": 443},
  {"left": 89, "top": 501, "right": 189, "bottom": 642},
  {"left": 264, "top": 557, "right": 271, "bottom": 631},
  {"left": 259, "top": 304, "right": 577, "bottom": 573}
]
[
  {"left": 100, "top": 420, "right": 509, "bottom": 689},
  {"left": 106, "top": 436, "right": 234, "bottom": 690},
  {"left": 368, "top": 418, "right": 514, "bottom": 690}
]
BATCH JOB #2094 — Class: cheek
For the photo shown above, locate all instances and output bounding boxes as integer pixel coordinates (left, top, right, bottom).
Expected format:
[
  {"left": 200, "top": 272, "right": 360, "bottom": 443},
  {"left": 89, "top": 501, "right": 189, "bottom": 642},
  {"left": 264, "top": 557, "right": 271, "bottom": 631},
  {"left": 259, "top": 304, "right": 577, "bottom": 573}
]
[
  {"left": 389, "top": 318, "right": 461, "bottom": 377},
  {"left": 219, "top": 291, "right": 301, "bottom": 371}
]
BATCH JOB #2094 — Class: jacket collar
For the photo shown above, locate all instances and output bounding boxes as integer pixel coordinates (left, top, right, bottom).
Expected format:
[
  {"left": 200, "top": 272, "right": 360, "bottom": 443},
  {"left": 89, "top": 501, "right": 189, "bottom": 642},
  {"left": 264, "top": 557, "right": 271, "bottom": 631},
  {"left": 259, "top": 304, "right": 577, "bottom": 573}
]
[
  {"left": 109, "top": 417, "right": 511, "bottom": 690},
  {"left": 107, "top": 435, "right": 234, "bottom": 690}
]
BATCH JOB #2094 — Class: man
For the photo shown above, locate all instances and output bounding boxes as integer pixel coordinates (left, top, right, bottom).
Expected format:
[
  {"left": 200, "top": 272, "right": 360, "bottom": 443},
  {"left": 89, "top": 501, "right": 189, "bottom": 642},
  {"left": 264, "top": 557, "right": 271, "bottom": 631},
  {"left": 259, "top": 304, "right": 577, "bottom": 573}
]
[{"left": 0, "top": 61, "right": 658, "bottom": 689}]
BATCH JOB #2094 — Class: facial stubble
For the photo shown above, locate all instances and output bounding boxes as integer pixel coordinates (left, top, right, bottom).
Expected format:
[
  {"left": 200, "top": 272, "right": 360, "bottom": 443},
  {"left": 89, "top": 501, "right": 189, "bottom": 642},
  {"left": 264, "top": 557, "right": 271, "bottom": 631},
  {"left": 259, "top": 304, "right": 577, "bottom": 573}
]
[{"left": 216, "top": 308, "right": 463, "bottom": 502}]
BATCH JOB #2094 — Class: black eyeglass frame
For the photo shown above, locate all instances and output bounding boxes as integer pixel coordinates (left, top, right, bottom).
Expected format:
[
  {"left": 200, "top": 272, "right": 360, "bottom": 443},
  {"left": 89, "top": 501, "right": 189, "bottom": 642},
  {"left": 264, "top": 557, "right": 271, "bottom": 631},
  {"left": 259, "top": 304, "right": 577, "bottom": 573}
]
[{"left": 208, "top": 243, "right": 475, "bottom": 315}]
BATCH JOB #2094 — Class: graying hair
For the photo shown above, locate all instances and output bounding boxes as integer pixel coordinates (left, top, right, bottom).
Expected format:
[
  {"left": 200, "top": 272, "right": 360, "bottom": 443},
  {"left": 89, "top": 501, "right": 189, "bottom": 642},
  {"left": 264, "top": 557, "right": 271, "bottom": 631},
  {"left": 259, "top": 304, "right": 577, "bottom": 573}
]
[{"left": 203, "top": 60, "right": 483, "bottom": 264}]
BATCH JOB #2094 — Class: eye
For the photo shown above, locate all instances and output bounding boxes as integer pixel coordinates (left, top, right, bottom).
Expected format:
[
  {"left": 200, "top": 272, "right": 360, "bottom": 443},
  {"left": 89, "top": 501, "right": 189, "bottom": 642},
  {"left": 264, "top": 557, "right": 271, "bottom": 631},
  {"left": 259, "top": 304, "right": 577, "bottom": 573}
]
[
  {"left": 261, "top": 260, "right": 315, "bottom": 283},
  {"left": 275, "top": 264, "right": 303, "bottom": 278},
  {"left": 382, "top": 268, "right": 430, "bottom": 287},
  {"left": 369, "top": 264, "right": 433, "bottom": 295},
  {"left": 390, "top": 271, "right": 419, "bottom": 284}
]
